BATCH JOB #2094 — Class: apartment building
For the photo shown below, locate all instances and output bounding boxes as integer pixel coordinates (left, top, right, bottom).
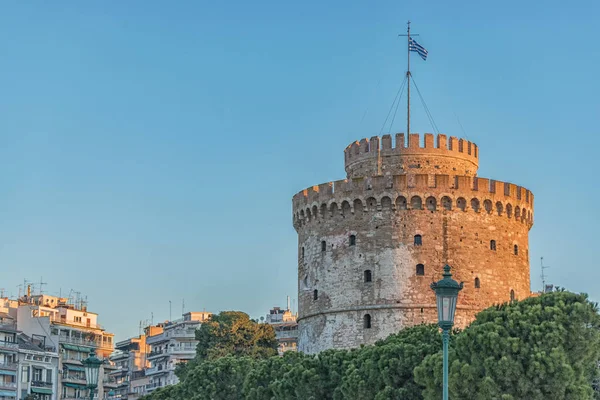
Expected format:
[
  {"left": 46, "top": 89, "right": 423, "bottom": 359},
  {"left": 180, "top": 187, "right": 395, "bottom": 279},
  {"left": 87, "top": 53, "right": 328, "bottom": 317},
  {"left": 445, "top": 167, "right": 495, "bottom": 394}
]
[
  {"left": 0, "top": 320, "right": 18, "bottom": 400},
  {"left": 14, "top": 293, "right": 115, "bottom": 400},
  {"left": 17, "top": 333, "right": 59, "bottom": 400},
  {"left": 266, "top": 303, "right": 298, "bottom": 356},
  {"left": 108, "top": 324, "right": 163, "bottom": 400},
  {"left": 144, "top": 312, "right": 210, "bottom": 395}
]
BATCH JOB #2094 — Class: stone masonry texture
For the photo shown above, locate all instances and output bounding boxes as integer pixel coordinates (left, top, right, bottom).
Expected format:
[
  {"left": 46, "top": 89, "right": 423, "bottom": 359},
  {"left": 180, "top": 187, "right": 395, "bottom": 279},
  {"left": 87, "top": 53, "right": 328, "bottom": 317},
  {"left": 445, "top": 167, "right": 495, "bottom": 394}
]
[{"left": 292, "top": 133, "right": 534, "bottom": 354}]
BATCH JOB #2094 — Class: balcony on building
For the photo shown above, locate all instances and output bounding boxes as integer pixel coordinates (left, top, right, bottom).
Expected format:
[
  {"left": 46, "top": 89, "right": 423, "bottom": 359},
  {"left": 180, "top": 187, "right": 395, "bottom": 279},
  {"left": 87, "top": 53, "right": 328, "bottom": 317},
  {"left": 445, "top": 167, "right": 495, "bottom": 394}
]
[
  {"left": 57, "top": 330, "right": 114, "bottom": 351},
  {"left": 145, "top": 332, "right": 168, "bottom": 346},
  {"left": 61, "top": 366, "right": 87, "bottom": 386},
  {"left": 0, "top": 361, "right": 17, "bottom": 372},
  {"left": 0, "top": 325, "right": 19, "bottom": 355},
  {"left": 145, "top": 381, "right": 164, "bottom": 392},
  {"left": 30, "top": 380, "right": 54, "bottom": 398},
  {"left": 103, "top": 374, "right": 119, "bottom": 389}
]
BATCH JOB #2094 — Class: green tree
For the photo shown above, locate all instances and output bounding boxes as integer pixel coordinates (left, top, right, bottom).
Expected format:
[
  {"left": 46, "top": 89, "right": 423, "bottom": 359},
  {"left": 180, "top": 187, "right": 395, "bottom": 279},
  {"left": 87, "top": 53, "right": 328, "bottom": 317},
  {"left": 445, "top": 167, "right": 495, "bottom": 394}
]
[
  {"left": 415, "top": 291, "right": 600, "bottom": 400},
  {"left": 196, "top": 311, "right": 278, "bottom": 361},
  {"left": 269, "top": 349, "right": 351, "bottom": 400},
  {"left": 176, "top": 311, "right": 278, "bottom": 381},
  {"left": 337, "top": 324, "right": 441, "bottom": 400}
]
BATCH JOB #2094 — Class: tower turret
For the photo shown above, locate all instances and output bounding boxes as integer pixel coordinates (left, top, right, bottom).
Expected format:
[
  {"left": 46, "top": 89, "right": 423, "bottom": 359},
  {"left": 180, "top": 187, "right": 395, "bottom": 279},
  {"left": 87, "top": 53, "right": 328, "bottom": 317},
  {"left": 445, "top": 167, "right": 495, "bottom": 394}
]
[
  {"left": 293, "top": 133, "right": 533, "bottom": 354},
  {"left": 344, "top": 133, "right": 479, "bottom": 179}
]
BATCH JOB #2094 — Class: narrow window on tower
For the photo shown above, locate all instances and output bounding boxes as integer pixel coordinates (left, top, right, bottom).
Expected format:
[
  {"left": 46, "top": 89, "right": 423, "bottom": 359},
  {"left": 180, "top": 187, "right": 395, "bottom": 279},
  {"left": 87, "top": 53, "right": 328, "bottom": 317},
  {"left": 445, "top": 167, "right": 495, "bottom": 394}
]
[
  {"left": 416, "top": 264, "right": 425, "bottom": 276},
  {"left": 414, "top": 235, "right": 422, "bottom": 246},
  {"left": 514, "top": 244, "right": 519, "bottom": 255},
  {"left": 301, "top": 247, "right": 305, "bottom": 258},
  {"left": 313, "top": 290, "right": 318, "bottom": 300},
  {"left": 321, "top": 241, "right": 326, "bottom": 252},
  {"left": 349, "top": 235, "right": 356, "bottom": 246},
  {"left": 474, "top": 277, "right": 481, "bottom": 289},
  {"left": 510, "top": 290, "right": 515, "bottom": 302},
  {"left": 363, "top": 314, "right": 371, "bottom": 329},
  {"left": 490, "top": 240, "right": 497, "bottom": 251},
  {"left": 364, "top": 270, "right": 372, "bottom": 283}
]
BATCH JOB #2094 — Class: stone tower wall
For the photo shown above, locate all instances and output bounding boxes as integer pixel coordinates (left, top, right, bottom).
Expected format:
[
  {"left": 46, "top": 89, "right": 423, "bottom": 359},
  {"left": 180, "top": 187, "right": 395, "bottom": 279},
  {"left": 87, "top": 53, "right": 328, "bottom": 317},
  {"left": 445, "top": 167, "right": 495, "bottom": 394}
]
[
  {"left": 344, "top": 133, "right": 479, "bottom": 179},
  {"left": 293, "top": 134, "right": 534, "bottom": 354}
]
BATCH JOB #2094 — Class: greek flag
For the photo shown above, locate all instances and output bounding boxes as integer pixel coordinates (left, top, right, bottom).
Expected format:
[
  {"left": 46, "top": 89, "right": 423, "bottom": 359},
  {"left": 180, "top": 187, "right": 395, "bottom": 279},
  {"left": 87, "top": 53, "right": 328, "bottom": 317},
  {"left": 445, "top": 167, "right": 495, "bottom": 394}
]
[{"left": 409, "top": 37, "right": 428, "bottom": 60}]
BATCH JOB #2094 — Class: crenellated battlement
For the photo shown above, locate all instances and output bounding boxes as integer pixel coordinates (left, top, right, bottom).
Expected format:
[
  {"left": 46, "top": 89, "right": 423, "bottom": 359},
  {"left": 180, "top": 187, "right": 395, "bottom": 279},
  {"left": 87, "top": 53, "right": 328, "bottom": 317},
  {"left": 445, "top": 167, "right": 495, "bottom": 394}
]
[
  {"left": 292, "top": 173, "right": 534, "bottom": 229},
  {"left": 344, "top": 133, "right": 479, "bottom": 179}
]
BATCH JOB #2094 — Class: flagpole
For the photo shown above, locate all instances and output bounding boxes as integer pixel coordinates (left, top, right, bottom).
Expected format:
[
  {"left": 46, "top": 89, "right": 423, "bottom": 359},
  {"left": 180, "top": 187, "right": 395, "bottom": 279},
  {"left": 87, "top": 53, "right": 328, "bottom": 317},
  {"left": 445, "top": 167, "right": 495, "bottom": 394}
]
[{"left": 407, "top": 20, "right": 411, "bottom": 138}]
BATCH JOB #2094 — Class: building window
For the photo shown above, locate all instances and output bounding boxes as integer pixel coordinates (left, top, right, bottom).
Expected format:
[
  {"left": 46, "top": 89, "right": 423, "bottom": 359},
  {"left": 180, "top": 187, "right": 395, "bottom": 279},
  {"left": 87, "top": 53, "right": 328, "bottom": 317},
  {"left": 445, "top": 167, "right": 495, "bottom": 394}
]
[
  {"left": 474, "top": 277, "right": 481, "bottom": 289},
  {"left": 510, "top": 290, "right": 515, "bottom": 302},
  {"left": 33, "top": 368, "right": 42, "bottom": 381},
  {"left": 442, "top": 196, "right": 452, "bottom": 210},
  {"left": 301, "top": 247, "right": 304, "bottom": 258},
  {"left": 414, "top": 235, "right": 422, "bottom": 246},
  {"left": 490, "top": 240, "right": 496, "bottom": 251},
  {"left": 349, "top": 235, "right": 356, "bottom": 246},
  {"left": 313, "top": 290, "right": 318, "bottom": 300},
  {"left": 321, "top": 241, "right": 326, "bottom": 252},
  {"left": 74, "top": 316, "right": 82, "bottom": 323},
  {"left": 364, "top": 270, "right": 372, "bottom": 283},
  {"left": 416, "top": 264, "right": 425, "bottom": 276},
  {"left": 426, "top": 196, "right": 437, "bottom": 211},
  {"left": 484, "top": 200, "right": 492, "bottom": 214},
  {"left": 396, "top": 196, "right": 407, "bottom": 210},
  {"left": 411, "top": 196, "right": 422, "bottom": 210},
  {"left": 363, "top": 314, "right": 371, "bottom": 329},
  {"left": 514, "top": 244, "right": 518, "bottom": 255}
]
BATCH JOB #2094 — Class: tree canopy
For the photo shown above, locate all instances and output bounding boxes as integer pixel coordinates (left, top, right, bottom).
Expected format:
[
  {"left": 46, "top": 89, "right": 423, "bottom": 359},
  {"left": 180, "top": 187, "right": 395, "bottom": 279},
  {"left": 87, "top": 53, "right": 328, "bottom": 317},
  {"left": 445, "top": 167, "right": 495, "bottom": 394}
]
[
  {"left": 414, "top": 291, "right": 600, "bottom": 399},
  {"left": 195, "top": 311, "right": 278, "bottom": 361},
  {"left": 143, "top": 291, "right": 600, "bottom": 400}
]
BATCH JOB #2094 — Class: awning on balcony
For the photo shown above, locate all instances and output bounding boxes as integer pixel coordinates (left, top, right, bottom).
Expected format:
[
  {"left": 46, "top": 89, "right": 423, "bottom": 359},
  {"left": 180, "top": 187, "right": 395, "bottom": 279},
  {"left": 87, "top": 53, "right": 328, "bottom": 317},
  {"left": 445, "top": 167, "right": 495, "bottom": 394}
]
[
  {"left": 0, "top": 370, "right": 16, "bottom": 376},
  {"left": 62, "top": 382, "right": 87, "bottom": 389},
  {"left": 64, "top": 365, "right": 85, "bottom": 372},
  {"left": 0, "top": 390, "right": 16, "bottom": 397},
  {"left": 31, "top": 387, "right": 53, "bottom": 395},
  {"left": 61, "top": 343, "right": 93, "bottom": 353}
]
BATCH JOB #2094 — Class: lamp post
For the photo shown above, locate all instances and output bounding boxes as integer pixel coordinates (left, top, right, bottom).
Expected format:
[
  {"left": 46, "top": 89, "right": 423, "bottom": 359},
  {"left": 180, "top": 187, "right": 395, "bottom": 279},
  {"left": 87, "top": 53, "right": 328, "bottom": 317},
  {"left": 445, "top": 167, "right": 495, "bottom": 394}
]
[
  {"left": 430, "top": 265, "right": 463, "bottom": 400},
  {"left": 82, "top": 349, "right": 102, "bottom": 400}
]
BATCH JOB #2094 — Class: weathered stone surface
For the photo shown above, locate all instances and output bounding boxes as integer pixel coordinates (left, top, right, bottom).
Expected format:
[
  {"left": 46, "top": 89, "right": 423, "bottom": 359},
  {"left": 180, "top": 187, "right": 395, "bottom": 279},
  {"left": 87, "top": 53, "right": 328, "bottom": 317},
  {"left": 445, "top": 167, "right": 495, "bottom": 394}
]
[{"left": 292, "top": 134, "right": 533, "bottom": 354}]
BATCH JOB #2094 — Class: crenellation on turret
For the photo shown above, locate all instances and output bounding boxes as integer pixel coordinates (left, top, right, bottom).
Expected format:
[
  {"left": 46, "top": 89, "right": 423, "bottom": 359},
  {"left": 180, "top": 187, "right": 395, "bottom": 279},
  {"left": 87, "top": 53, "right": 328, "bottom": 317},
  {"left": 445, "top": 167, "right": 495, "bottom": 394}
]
[
  {"left": 382, "top": 134, "right": 392, "bottom": 149},
  {"left": 424, "top": 133, "right": 435, "bottom": 148},
  {"left": 396, "top": 133, "right": 405, "bottom": 148},
  {"left": 437, "top": 134, "right": 447, "bottom": 149},
  {"left": 344, "top": 133, "right": 479, "bottom": 179}
]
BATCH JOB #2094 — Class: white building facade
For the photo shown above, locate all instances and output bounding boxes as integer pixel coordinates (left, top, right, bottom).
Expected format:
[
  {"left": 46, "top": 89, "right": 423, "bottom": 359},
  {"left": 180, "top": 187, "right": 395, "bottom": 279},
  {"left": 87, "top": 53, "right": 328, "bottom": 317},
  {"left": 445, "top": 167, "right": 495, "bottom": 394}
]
[{"left": 144, "top": 312, "right": 210, "bottom": 396}]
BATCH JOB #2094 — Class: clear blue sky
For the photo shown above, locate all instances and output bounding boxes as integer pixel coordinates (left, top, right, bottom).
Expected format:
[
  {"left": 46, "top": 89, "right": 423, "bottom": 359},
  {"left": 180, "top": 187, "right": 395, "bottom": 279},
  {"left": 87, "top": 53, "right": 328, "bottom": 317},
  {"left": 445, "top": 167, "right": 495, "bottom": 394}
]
[{"left": 1, "top": 1, "right": 598, "bottom": 341}]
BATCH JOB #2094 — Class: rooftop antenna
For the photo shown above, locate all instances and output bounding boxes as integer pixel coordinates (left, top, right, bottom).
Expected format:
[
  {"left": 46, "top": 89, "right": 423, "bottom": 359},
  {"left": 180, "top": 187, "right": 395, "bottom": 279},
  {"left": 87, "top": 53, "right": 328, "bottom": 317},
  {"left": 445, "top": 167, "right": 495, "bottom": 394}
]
[
  {"left": 287, "top": 296, "right": 291, "bottom": 311},
  {"left": 151, "top": 312, "right": 154, "bottom": 325},
  {"left": 17, "top": 279, "right": 31, "bottom": 299},
  {"left": 38, "top": 277, "right": 47, "bottom": 295},
  {"left": 0, "top": 288, "right": 4, "bottom": 298},
  {"left": 182, "top": 299, "right": 185, "bottom": 315},
  {"left": 541, "top": 257, "right": 550, "bottom": 293},
  {"left": 169, "top": 300, "right": 172, "bottom": 321}
]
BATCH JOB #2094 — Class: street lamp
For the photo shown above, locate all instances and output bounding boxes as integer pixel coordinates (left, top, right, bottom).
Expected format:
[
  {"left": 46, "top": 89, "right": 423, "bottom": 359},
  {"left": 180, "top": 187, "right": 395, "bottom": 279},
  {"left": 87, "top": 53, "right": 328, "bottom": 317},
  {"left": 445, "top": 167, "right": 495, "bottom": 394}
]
[
  {"left": 430, "top": 265, "right": 463, "bottom": 400},
  {"left": 83, "top": 349, "right": 102, "bottom": 400}
]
